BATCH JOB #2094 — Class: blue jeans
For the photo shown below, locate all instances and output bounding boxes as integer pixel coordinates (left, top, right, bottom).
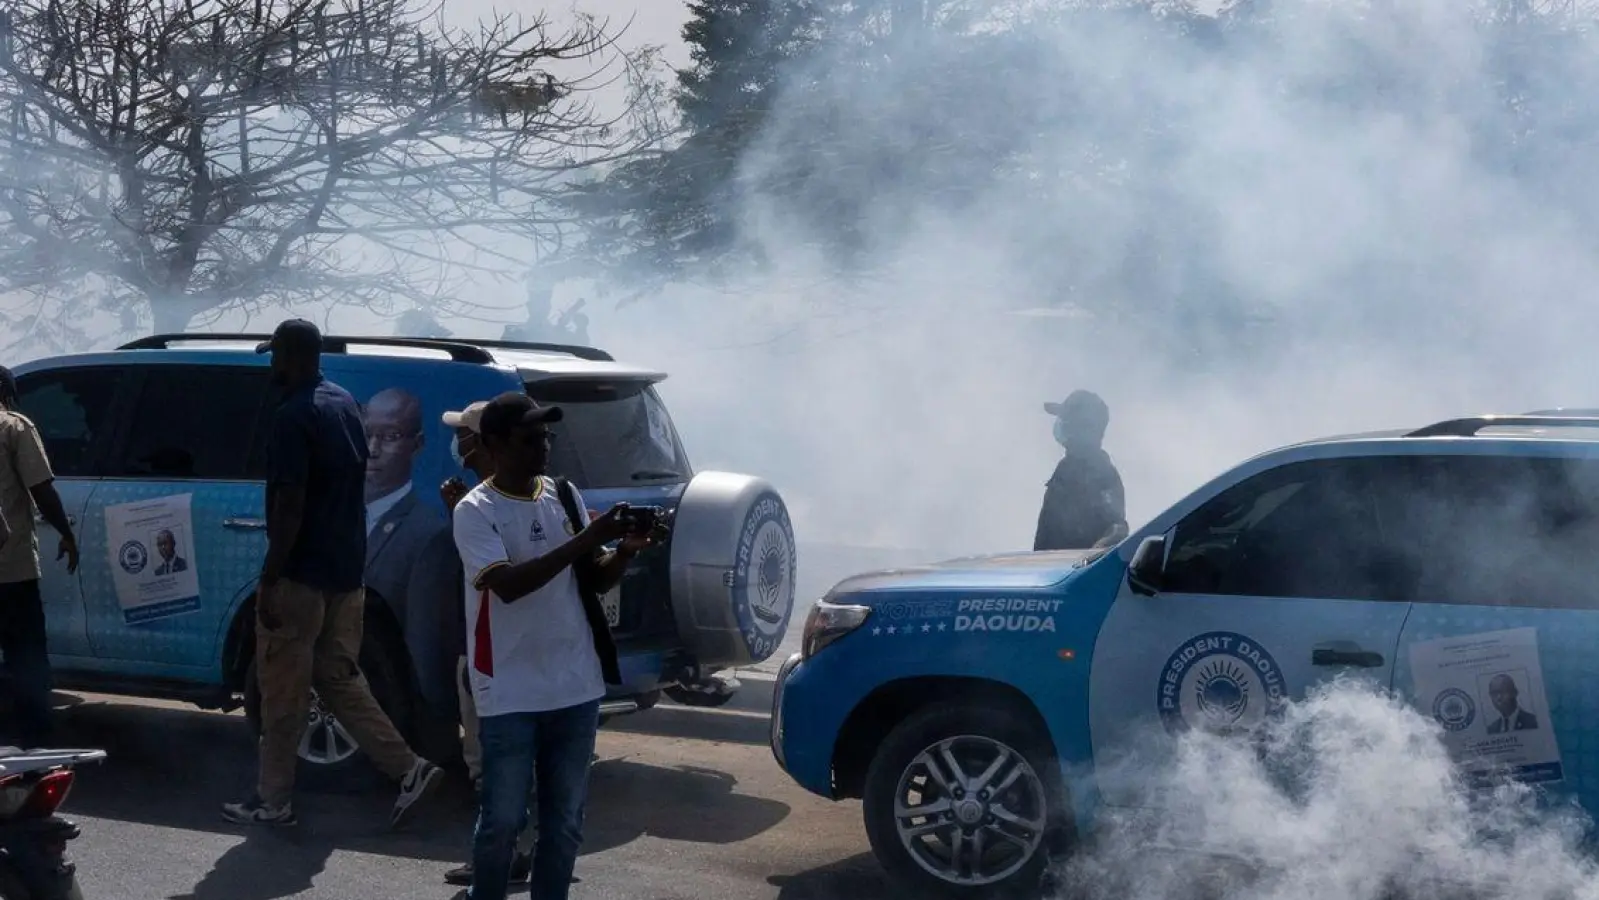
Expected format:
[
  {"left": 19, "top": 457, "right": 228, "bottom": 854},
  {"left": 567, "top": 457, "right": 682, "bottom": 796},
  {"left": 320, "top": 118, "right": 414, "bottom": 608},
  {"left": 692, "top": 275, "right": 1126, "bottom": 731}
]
[{"left": 468, "top": 700, "right": 600, "bottom": 900}]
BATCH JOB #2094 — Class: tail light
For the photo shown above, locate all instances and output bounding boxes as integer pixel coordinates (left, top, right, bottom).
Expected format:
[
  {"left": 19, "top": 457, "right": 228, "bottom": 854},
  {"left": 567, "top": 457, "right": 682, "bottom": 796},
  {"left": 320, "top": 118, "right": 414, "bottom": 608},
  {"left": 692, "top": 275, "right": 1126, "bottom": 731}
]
[{"left": 0, "top": 770, "right": 75, "bottom": 819}]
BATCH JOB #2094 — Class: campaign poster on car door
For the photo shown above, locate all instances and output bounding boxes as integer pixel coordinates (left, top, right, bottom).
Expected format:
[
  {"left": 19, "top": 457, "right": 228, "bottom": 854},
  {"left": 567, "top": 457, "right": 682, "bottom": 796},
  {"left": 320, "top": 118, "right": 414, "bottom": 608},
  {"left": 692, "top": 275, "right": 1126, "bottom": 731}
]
[
  {"left": 104, "top": 494, "right": 202, "bottom": 625},
  {"left": 1409, "top": 627, "right": 1563, "bottom": 784}
]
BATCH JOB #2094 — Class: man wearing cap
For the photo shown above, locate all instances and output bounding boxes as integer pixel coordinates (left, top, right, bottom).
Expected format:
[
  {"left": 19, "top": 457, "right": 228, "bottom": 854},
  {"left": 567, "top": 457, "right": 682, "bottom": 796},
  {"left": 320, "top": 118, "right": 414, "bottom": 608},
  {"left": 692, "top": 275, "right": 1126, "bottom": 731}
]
[
  {"left": 223, "top": 318, "right": 443, "bottom": 827},
  {"left": 454, "top": 390, "right": 663, "bottom": 900},
  {"left": 439, "top": 399, "right": 537, "bottom": 889},
  {"left": 0, "top": 366, "right": 79, "bottom": 748},
  {"left": 1035, "top": 389, "right": 1129, "bottom": 552}
]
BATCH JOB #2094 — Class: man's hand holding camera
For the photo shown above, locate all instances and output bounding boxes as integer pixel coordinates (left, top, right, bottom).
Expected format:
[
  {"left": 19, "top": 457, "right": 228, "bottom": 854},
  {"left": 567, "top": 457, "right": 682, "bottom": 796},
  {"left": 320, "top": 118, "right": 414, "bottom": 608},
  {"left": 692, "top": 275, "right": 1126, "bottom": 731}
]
[
  {"left": 584, "top": 503, "right": 669, "bottom": 555},
  {"left": 581, "top": 503, "right": 669, "bottom": 594}
]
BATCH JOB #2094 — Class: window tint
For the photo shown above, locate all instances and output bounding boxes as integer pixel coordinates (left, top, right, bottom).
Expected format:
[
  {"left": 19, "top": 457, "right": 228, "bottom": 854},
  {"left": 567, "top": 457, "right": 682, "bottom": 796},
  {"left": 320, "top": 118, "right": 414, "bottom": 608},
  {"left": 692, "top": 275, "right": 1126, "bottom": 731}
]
[
  {"left": 111, "top": 367, "right": 272, "bottom": 480},
  {"left": 1391, "top": 456, "right": 1599, "bottom": 608},
  {"left": 14, "top": 368, "right": 122, "bottom": 477},
  {"left": 1164, "top": 458, "right": 1414, "bottom": 602},
  {"left": 528, "top": 381, "right": 690, "bottom": 489}
]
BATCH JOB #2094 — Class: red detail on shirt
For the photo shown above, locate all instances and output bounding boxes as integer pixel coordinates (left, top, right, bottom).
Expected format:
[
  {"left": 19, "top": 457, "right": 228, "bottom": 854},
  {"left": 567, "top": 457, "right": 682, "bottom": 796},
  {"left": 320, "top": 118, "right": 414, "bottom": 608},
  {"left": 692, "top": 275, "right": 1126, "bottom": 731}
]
[{"left": 473, "top": 588, "right": 494, "bottom": 677}]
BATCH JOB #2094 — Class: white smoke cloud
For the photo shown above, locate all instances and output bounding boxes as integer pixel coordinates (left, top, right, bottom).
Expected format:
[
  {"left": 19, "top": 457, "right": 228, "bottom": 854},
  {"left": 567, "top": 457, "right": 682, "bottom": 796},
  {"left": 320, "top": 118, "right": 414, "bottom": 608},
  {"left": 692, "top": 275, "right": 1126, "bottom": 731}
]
[{"left": 1068, "top": 681, "right": 1598, "bottom": 900}]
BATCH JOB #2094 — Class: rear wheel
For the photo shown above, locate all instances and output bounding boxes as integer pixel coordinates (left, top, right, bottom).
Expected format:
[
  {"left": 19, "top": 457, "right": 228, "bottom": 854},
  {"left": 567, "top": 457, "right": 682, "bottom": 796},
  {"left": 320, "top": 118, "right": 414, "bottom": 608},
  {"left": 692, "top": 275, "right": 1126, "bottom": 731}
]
[
  {"left": 863, "top": 702, "right": 1068, "bottom": 899},
  {"left": 242, "top": 605, "right": 416, "bottom": 793}
]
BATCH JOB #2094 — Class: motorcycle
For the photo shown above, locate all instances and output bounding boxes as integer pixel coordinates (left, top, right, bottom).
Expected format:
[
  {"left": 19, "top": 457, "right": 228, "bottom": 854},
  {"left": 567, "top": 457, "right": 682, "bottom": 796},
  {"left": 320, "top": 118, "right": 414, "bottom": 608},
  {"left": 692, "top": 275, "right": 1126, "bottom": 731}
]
[{"left": 0, "top": 748, "right": 105, "bottom": 900}]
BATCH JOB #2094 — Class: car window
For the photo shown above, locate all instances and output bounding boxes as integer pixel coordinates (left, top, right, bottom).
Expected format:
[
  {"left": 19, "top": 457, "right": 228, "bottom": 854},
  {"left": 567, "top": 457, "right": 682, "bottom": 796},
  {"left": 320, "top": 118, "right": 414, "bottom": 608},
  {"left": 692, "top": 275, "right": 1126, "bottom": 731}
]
[
  {"left": 1391, "top": 455, "right": 1599, "bottom": 609},
  {"left": 110, "top": 366, "right": 272, "bottom": 480},
  {"left": 527, "top": 381, "right": 690, "bottom": 489},
  {"left": 13, "top": 368, "right": 122, "bottom": 477},
  {"left": 1164, "top": 458, "right": 1412, "bottom": 602}
]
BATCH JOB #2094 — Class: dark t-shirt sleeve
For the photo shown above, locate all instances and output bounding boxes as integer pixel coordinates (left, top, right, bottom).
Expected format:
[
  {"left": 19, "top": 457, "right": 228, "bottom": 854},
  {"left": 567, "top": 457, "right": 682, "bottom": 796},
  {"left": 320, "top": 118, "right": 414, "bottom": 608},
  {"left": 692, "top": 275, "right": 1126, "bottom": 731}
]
[{"left": 267, "top": 403, "right": 313, "bottom": 486}]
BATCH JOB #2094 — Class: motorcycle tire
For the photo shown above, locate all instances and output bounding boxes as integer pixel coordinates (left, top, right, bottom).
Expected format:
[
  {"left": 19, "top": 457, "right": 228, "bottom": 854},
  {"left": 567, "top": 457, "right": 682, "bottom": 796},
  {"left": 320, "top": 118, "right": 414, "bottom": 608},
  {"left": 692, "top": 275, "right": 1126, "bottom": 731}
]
[{"left": 0, "top": 865, "right": 84, "bottom": 900}]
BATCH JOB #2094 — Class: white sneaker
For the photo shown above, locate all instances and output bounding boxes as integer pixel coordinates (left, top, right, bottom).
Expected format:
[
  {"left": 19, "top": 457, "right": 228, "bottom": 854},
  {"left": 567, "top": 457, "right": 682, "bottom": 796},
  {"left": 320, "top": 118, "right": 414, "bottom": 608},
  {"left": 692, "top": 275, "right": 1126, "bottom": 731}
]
[{"left": 391, "top": 758, "right": 443, "bottom": 829}]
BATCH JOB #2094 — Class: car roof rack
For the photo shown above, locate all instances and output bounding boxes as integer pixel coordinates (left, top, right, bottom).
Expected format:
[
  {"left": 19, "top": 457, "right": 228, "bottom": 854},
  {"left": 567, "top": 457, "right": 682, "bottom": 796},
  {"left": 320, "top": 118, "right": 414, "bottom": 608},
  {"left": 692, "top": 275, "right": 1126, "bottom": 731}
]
[
  {"left": 447, "top": 337, "right": 614, "bottom": 362},
  {"left": 116, "top": 333, "right": 617, "bottom": 365},
  {"left": 1405, "top": 415, "right": 1599, "bottom": 438}
]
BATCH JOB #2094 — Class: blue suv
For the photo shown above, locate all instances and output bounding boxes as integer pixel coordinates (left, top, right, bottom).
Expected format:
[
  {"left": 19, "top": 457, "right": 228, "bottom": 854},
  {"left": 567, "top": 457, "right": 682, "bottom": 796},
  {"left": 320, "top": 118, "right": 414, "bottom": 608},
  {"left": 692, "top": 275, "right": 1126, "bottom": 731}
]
[
  {"left": 772, "top": 414, "right": 1599, "bottom": 896},
  {"left": 12, "top": 333, "right": 798, "bottom": 780}
]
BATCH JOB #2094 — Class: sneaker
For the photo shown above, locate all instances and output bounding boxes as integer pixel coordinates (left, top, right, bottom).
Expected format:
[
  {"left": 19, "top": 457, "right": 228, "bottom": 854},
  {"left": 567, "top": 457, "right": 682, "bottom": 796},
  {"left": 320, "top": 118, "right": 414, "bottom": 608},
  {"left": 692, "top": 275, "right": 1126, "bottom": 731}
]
[
  {"left": 391, "top": 758, "right": 444, "bottom": 829},
  {"left": 221, "top": 794, "right": 297, "bottom": 826},
  {"left": 443, "top": 852, "right": 532, "bottom": 887}
]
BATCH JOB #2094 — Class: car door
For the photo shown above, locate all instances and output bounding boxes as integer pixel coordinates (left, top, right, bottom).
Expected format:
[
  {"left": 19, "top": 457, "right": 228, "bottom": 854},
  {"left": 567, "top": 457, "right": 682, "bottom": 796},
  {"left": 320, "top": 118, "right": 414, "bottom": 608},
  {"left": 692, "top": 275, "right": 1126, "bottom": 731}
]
[
  {"left": 1088, "top": 456, "right": 1415, "bottom": 809},
  {"left": 12, "top": 365, "right": 130, "bottom": 662},
  {"left": 81, "top": 365, "right": 272, "bottom": 673},
  {"left": 1390, "top": 451, "right": 1599, "bottom": 820}
]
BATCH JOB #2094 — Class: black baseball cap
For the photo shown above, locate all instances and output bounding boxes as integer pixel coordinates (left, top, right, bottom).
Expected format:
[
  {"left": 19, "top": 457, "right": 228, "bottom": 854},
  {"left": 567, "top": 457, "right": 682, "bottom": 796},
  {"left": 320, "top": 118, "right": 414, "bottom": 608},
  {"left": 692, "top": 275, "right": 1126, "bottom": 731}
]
[
  {"left": 478, "top": 391, "right": 563, "bottom": 439},
  {"left": 255, "top": 318, "right": 323, "bottom": 356}
]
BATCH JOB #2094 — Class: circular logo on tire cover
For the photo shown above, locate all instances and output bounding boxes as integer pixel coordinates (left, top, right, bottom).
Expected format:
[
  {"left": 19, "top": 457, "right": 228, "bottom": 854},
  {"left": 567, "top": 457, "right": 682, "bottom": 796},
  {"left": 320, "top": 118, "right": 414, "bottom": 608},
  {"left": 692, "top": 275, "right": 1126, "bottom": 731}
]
[
  {"left": 118, "top": 540, "right": 149, "bottom": 575},
  {"left": 1157, "top": 632, "right": 1287, "bottom": 735},
  {"left": 1432, "top": 687, "right": 1476, "bottom": 733},
  {"left": 732, "top": 493, "right": 796, "bottom": 663}
]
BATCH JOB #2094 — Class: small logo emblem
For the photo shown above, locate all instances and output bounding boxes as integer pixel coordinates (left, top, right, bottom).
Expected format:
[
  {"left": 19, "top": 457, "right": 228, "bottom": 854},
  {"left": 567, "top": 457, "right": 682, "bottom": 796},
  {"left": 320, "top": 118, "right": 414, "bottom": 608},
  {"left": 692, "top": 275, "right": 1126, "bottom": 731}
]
[
  {"left": 530, "top": 519, "right": 546, "bottom": 542},
  {"left": 1432, "top": 688, "right": 1476, "bottom": 732},
  {"left": 1157, "top": 632, "right": 1287, "bottom": 735},
  {"left": 119, "top": 540, "right": 149, "bottom": 575}
]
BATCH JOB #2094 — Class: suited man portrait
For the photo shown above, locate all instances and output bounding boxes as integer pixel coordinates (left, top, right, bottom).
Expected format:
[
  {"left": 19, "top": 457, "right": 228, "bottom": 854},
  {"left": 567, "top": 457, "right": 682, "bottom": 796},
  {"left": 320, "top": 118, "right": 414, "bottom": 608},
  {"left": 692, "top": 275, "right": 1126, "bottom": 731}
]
[
  {"left": 152, "top": 529, "right": 187, "bottom": 576},
  {"left": 361, "top": 388, "right": 458, "bottom": 749},
  {"left": 1485, "top": 673, "right": 1539, "bottom": 734}
]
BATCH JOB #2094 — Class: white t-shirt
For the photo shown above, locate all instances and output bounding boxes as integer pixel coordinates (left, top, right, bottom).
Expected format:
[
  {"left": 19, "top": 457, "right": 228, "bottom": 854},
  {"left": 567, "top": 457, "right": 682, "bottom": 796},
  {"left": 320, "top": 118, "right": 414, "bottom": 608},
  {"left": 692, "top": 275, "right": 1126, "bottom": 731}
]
[{"left": 453, "top": 475, "right": 605, "bottom": 717}]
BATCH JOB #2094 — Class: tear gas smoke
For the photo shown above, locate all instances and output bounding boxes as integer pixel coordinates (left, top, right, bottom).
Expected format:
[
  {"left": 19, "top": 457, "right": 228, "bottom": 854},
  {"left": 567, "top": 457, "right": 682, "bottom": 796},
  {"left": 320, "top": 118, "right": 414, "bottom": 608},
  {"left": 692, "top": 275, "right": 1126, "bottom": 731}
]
[
  {"left": 1070, "top": 680, "right": 1598, "bottom": 900},
  {"left": 587, "top": 0, "right": 1599, "bottom": 563}
]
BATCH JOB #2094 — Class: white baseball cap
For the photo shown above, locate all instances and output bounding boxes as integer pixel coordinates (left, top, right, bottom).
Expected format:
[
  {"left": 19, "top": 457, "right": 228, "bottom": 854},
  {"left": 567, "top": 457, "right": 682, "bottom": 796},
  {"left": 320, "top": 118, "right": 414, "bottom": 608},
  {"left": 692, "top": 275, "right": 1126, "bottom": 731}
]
[{"left": 441, "top": 400, "right": 490, "bottom": 434}]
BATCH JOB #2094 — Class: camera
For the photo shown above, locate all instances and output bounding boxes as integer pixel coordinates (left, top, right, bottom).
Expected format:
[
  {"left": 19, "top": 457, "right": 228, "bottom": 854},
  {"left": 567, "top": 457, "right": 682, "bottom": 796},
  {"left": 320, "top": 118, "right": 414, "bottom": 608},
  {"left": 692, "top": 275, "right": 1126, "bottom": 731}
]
[{"left": 616, "top": 505, "right": 669, "bottom": 535}]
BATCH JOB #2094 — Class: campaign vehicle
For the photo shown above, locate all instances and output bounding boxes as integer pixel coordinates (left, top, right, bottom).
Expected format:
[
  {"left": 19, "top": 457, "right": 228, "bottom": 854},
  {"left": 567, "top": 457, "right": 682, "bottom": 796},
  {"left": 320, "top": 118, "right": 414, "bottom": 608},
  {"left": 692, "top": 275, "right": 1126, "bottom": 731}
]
[
  {"left": 771, "top": 414, "right": 1599, "bottom": 896},
  {"left": 11, "top": 333, "right": 797, "bottom": 781}
]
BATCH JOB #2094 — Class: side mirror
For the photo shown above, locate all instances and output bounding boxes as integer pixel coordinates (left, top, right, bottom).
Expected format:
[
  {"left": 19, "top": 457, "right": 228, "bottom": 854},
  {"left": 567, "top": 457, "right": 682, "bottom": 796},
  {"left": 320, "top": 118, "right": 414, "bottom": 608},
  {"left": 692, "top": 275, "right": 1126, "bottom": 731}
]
[{"left": 1127, "top": 536, "right": 1167, "bottom": 597}]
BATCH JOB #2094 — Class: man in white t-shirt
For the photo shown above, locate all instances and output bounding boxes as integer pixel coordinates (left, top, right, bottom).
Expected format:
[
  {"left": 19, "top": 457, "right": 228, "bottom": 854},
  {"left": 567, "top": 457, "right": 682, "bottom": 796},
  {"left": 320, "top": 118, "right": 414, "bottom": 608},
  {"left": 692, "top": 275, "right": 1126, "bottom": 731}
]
[{"left": 453, "top": 391, "right": 664, "bottom": 900}]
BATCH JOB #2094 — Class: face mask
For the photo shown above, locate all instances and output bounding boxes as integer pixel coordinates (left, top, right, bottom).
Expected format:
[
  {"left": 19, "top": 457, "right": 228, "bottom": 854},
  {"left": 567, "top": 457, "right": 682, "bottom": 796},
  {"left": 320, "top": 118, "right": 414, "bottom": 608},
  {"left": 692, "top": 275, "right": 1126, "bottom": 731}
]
[
  {"left": 450, "top": 434, "right": 466, "bottom": 468},
  {"left": 1053, "top": 418, "right": 1072, "bottom": 448}
]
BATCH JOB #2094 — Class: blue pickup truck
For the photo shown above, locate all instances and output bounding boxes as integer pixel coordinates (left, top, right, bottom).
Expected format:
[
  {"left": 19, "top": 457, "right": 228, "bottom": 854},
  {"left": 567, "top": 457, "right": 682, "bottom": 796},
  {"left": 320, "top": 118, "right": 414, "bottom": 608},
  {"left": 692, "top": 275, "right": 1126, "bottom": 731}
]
[
  {"left": 12, "top": 333, "right": 798, "bottom": 782},
  {"left": 772, "top": 414, "right": 1599, "bottom": 896}
]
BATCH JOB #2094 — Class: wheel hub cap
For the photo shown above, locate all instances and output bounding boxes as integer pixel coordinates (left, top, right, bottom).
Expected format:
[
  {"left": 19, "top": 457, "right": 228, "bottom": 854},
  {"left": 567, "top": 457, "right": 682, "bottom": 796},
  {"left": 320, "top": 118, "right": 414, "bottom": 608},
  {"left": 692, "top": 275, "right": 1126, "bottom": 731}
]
[{"left": 891, "top": 733, "right": 1048, "bottom": 887}]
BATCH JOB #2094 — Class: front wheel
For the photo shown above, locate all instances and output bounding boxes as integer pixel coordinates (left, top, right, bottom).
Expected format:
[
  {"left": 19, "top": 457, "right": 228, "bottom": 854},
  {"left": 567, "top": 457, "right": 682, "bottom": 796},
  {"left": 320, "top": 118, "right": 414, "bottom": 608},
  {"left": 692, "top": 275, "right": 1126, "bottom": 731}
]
[{"left": 863, "top": 702, "right": 1067, "bottom": 899}]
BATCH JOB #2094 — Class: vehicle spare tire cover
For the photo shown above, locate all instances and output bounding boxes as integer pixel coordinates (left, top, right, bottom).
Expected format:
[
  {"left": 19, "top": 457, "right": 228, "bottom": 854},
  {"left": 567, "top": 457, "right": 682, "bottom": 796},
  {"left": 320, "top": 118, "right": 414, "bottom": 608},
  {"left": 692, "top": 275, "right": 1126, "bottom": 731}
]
[{"left": 668, "top": 472, "right": 798, "bottom": 669}]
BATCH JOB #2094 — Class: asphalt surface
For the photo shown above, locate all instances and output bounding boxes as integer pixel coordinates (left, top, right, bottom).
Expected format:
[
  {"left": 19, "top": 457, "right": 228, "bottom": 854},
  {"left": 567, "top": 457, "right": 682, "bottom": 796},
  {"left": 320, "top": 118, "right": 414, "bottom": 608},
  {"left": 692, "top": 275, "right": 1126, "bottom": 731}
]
[{"left": 41, "top": 690, "right": 892, "bottom": 900}]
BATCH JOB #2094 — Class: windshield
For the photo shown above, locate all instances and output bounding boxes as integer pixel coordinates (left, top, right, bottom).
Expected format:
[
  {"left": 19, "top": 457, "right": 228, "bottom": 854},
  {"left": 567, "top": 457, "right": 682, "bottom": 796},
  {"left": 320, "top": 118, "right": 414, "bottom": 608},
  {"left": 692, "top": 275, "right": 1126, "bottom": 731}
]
[{"left": 527, "top": 380, "right": 691, "bottom": 489}]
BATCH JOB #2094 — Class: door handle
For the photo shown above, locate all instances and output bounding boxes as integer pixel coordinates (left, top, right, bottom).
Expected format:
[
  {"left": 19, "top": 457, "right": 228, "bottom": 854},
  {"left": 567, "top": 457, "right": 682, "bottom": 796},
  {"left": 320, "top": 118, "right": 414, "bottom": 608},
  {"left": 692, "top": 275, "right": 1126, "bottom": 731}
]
[
  {"left": 1312, "top": 645, "right": 1385, "bottom": 668},
  {"left": 223, "top": 517, "right": 268, "bottom": 531},
  {"left": 32, "top": 514, "right": 76, "bottom": 527}
]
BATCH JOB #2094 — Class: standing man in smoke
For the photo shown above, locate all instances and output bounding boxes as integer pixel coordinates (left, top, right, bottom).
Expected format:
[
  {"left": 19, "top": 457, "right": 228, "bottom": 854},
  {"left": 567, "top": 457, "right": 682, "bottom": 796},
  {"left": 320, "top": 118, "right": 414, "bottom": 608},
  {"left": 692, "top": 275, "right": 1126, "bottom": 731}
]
[
  {"left": 1034, "top": 389, "right": 1129, "bottom": 552},
  {"left": 454, "top": 391, "right": 662, "bottom": 900},
  {"left": 0, "top": 366, "right": 78, "bottom": 748}
]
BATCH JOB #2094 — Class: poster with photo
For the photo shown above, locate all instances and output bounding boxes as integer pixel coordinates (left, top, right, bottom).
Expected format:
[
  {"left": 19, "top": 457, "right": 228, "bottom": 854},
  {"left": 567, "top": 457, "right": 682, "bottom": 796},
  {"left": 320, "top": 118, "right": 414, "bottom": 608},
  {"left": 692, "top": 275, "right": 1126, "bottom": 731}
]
[
  {"left": 1409, "top": 627, "right": 1563, "bottom": 784},
  {"left": 104, "top": 494, "right": 201, "bottom": 625}
]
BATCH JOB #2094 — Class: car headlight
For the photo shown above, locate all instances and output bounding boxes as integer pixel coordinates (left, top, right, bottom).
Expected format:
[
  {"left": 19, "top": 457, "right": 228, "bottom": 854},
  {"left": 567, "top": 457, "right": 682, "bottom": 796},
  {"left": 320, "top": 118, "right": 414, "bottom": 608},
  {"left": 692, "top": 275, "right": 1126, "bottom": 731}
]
[{"left": 801, "top": 598, "right": 872, "bottom": 660}]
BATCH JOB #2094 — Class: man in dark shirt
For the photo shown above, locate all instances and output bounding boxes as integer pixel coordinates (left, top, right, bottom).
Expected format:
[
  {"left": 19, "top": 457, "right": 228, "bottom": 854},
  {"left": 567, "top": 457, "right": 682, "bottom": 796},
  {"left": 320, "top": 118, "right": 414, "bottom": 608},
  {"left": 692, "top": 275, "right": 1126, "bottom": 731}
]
[
  {"left": 223, "top": 318, "right": 444, "bottom": 828},
  {"left": 1034, "top": 389, "right": 1129, "bottom": 552}
]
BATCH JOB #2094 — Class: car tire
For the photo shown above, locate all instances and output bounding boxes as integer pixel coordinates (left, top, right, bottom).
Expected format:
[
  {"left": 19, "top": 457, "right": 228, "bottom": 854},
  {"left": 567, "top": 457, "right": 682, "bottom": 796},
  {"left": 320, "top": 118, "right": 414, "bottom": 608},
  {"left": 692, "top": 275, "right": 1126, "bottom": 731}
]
[
  {"left": 862, "top": 702, "right": 1069, "bottom": 899},
  {"left": 242, "top": 606, "right": 415, "bottom": 794}
]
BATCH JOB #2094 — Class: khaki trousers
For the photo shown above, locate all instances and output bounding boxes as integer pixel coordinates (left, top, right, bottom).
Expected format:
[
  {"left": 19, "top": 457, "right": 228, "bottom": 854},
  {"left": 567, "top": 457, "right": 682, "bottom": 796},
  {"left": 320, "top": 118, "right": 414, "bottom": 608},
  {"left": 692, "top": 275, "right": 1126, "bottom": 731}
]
[{"left": 255, "top": 578, "right": 418, "bottom": 806}]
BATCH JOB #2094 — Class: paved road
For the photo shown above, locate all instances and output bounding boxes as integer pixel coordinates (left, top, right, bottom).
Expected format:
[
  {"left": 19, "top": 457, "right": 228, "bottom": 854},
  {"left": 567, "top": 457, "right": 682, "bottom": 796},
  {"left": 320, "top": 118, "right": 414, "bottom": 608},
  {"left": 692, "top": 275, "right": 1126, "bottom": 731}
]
[{"left": 41, "top": 692, "right": 892, "bottom": 900}]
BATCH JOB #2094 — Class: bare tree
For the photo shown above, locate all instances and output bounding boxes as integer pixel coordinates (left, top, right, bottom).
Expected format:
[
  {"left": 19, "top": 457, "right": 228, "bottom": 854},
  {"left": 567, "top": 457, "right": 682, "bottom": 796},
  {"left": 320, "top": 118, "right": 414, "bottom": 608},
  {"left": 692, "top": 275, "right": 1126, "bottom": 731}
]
[{"left": 0, "top": 0, "right": 660, "bottom": 346}]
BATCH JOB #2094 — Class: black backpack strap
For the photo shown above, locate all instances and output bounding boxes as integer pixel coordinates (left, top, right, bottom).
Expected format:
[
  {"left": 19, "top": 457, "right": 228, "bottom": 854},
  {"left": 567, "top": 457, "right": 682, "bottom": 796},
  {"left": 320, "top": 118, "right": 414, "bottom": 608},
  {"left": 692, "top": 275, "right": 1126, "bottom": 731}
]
[
  {"left": 553, "top": 476, "right": 586, "bottom": 533},
  {"left": 552, "top": 477, "right": 622, "bottom": 685}
]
